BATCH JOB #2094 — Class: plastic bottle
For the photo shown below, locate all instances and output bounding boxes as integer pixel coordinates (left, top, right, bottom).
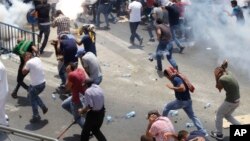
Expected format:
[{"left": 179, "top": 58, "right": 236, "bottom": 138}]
[
  {"left": 204, "top": 103, "right": 211, "bottom": 109},
  {"left": 106, "top": 115, "right": 113, "bottom": 123},
  {"left": 126, "top": 111, "right": 136, "bottom": 119},
  {"left": 186, "top": 122, "right": 194, "bottom": 128},
  {"left": 51, "top": 94, "right": 56, "bottom": 101}
]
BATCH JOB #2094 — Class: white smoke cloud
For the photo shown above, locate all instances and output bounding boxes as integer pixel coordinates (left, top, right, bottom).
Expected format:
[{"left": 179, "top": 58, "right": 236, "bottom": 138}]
[
  {"left": 56, "top": 0, "right": 97, "bottom": 20},
  {"left": 186, "top": 0, "right": 250, "bottom": 78},
  {"left": 0, "top": 0, "right": 33, "bottom": 26},
  {"left": 56, "top": 0, "right": 84, "bottom": 20}
]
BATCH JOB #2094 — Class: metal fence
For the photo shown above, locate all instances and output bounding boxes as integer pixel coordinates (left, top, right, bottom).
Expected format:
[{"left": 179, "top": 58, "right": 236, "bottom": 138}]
[
  {"left": 0, "top": 125, "right": 58, "bottom": 141},
  {"left": 0, "top": 21, "right": 39, "bottom": 54}
]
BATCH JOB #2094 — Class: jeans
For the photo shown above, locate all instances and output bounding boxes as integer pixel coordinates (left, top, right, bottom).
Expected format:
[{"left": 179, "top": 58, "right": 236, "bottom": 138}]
[
  {"left": 62, "top": 96, "right": 85, "bottom": 127},
  {"left": 170, "top": 25, "right": 183, "bottom": 49},
  {"left": 96, "top": 4, "right": 109, "bottom": 27},
  {"left": 162, "top": 99, "right": 207, "bottom": 134},
  {"left": 94, "top": 76, "right": 103, "bottom": 85},
  {"left": 129, "top": 22, "right": 141, "bottom": 43},
  {"left": 59, "top": 63, "right": 66, "bottom": 85},
  {"left": 156, "top": 41, "right": 177, "bottom": 71},
  {"left": 28, "top": 82, "right": 46, "bottom": 117},
  {"left": 147, "top": 20, "right": 155, "bottom": 39},
  {"left": 215, "top": 101, "right": 241, "bottom": 134},
  {"left": 38, "top": 24, "right": 50, "bottom": 53}
]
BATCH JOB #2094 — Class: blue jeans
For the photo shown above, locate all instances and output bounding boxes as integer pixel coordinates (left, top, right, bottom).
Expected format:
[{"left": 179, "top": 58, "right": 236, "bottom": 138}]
[
  {"left": 28, "top": 82, "right": 46, "bottom": 117},
  {"left": 129, "top": 22, "right": 141, "bottom": 43},
  {"left": 162, "top": 99, "right": 207, "bottom": 134},
  {"left": 59, "top": 63, "right": 66, "bottom": 85},
  {"left": 156, "top": 41, "right": 177, "bottom": 71},
  {"left": 96, "top": 4, "right": 109, "bottom": 27},
  {"left": 94, "top": 76, "right": 103, "bottom": 85},
  {"left": 147, "top": 20, "right": 155, "bottom": 39},
  {"left": 170, "top": 25, "right": 183, "bottom": 49},
  {"left": 62, "top": 96, "right": 85, "bottom": 127}
]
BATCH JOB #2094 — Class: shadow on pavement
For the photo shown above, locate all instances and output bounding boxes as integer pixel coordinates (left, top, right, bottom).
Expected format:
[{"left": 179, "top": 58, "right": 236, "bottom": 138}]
[
  {"left": 63, "top": 134, "right": 81, "bottom": 141},
  {"left": 24, "top": 119, "right": 49, "bottom": 131},
  {"left": 16, "top": 96, "right": 30, "bottom": 107}
]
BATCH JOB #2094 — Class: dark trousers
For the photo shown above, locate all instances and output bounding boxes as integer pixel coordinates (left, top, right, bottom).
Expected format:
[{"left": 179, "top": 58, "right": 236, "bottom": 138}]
[
  {"left": 38, "top": 24, "right": 50, "bottom": 53},
  {"left": 13, "top": 57, "right": 28, "bottom": 93},
  {"left": 81, "top": 107, "right": 106, "bottom": 141},
  {"left": 129, "top": 22, "right": 141, "bottom": 42}
]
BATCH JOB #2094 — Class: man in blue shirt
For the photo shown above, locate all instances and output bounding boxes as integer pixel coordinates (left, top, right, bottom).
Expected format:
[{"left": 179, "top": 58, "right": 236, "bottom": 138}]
[
  {"left": 162, "top": 67, "right": 207, "bottom": 136},
  {"left": 225, "top": 0, "right": 245, "bottom": 25}
]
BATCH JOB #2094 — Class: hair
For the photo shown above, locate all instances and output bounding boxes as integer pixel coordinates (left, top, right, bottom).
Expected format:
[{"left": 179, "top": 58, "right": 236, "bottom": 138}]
[
  {"left": 85, "top": 78, "right": 94, "bottom": 87},
  {"left": 68, "top": 62, "right": 78, "bottom": 71},
  {"left": 231, "top": 0, "right": 237, "bottom": 6},
  {"left": 163, "top": 69, "right": 169, "bottom": 77},
  {"left": 153, "top": 1, "right": 159, "bottom": 7},
  {"left": 55, "top": 10, "right": 63, "bottom": 17},
  {"left": 214, "top": 60, "right": 228, "bottom": 82},
  {"left": 178, "top": 130, "right": 189, "bottom": 141}
]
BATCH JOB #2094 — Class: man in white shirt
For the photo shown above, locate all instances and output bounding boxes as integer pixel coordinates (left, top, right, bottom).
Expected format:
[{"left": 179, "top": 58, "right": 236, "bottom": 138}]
[
  {"left": 128, "top": 0, "right": 143, "bottom": 46},
  {"left": 0, "top": 60, "right": 8, "bottom": 126},
  {"left": 22, "top": 52, "right": 48, "bottom": 123}
]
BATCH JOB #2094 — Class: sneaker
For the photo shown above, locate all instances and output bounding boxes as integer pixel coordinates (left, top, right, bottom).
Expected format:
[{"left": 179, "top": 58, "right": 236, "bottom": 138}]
[
  {"left": 155, "top": 66, "right": 162, "bottom": 71},
  {"left": 11, "top": 92, "right": 18, "bottom": 99},
  {"left": 148, "top": 56, "right": 153, "bottom": 62},
  {"left": 139, "top": 37, "right": 143, "bottom": 46},
  {"left": 42, "top": 107, "right": 48, "bottom": 114},
  {"left": 149, "top": 38, "right": 155, "bottom": 42},
  {"left": 29, "top": 116, "right": 41, "bottom": 123},
  {"left": 103, "top": 26, "right": 110, "bottom": 30},
  {"left": 130, "top": 40, "right": 135, "bottom": 45},
  {"left": 210, "top": 131, "right": 223, "bottom": 140},
  {"left": 179, "top": 46, "right": 185, "bottom": 54}
]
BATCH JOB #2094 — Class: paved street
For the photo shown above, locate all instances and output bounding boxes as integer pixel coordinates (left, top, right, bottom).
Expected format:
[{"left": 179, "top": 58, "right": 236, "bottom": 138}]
[{"left": 1, "top": 17, "right": 250, "bottom": 141}]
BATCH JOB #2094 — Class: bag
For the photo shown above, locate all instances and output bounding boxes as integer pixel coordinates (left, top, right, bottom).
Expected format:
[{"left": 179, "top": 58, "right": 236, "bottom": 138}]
[{"left": 13, "top": 40, "right": 33, "bottom": 56}]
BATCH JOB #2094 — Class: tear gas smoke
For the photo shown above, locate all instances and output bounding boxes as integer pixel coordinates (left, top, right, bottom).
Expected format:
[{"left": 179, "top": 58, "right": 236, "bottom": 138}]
[
  {"left": 0, "top": 0, "right": 33, "bottom": 26},
  {"left": 56, "top": 0, "right": 97, "bottom": 20},
  {"left": 186, "top": 0, "right": 250, "bottom": 78}
]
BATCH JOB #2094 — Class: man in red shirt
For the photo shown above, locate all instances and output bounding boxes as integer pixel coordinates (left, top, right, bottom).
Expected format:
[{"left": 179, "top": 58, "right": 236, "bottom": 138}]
[{"left": 61, "top": 62, "right": 88, "bottom": 128}]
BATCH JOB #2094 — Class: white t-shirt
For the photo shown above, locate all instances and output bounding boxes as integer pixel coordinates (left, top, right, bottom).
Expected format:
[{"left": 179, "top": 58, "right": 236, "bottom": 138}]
[
  {"left": 24, "top": 57, "right": 46, "bottom": 86},
  {"left": 128, "top": 1, "right": 142, "bottom": 22},
  {"left": 0, "top": 61, "right": 8, "bottom": 99}
]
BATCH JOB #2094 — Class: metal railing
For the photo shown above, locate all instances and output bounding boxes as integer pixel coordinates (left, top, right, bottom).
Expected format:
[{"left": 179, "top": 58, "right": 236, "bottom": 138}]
[
  {"left": 0, "top": 21, "right": 39, "bottom": 54},
  {"left": 0, "top": 125, "right": 58, "bottom": 141}
]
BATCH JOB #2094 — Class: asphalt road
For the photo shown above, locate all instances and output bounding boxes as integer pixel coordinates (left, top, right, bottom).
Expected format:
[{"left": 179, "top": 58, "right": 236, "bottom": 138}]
[{"left": 1, "top": 16, "right": 250, "bottom": 141}]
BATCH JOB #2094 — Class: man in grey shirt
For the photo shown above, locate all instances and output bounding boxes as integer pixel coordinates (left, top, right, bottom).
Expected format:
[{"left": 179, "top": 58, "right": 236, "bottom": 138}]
[{"left": 75, "top": 47, "right": 102, "bottom": 85}]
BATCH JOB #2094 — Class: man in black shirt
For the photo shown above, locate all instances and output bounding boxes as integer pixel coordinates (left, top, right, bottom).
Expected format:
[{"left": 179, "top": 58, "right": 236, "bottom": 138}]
[{"left": 35, "top": 0, "right": 51, "bottom": 54}]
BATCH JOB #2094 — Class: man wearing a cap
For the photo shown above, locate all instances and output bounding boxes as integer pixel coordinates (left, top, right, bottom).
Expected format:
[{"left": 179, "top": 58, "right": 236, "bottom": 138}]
[
  {"left": 141, "top": 110, "right": 176, "bottom": 141},
  {"left": 76, "top": 48, "right": 102, "bottom": 85}
]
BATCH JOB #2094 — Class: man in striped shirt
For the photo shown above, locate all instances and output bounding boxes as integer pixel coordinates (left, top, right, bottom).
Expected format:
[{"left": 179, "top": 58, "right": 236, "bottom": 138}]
[{"left": 52, "top": 10, "right": 71, "bottom": 36}]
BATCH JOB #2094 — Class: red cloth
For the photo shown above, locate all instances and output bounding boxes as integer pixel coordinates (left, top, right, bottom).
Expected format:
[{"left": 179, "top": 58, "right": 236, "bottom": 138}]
[
  {"left": 146, "top": 0, "right": 155, "bottom": 7},
  {"left": 68, "top": 68, "right": 87, "bottom": 104},
  {"left": 165, "top": 66, "right": 195, "bottom": 93}
]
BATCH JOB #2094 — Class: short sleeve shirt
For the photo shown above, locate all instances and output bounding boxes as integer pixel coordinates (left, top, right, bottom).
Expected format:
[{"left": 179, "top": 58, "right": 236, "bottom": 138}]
[
  {"left": 172, "top": 76, "right": 191, "bottom": 101},
  {"left": 85, "top": 84, "right": 104, "bottom": 111},
  {"left": 60, "top": 39, "right": 78, "bottom": 65},
  {"left": 80, "top": 35, "right": 96, "bottom": 55},
  {"left": 68, "top": 68, "right": 87, "bottom": 104},
  {"left": 129, "top": 1, "right": 142, "bottom": 22}
]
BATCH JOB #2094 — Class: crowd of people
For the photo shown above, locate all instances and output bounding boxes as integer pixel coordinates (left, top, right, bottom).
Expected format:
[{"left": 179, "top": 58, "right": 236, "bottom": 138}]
[{"left": 0, "top": 0, "right": 247, "bottom": 141}]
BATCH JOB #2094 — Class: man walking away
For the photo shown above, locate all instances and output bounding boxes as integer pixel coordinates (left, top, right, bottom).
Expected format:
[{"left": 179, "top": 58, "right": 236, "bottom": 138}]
[{"left": 128, "top": 0, "right": 143, "bottom": 46}]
